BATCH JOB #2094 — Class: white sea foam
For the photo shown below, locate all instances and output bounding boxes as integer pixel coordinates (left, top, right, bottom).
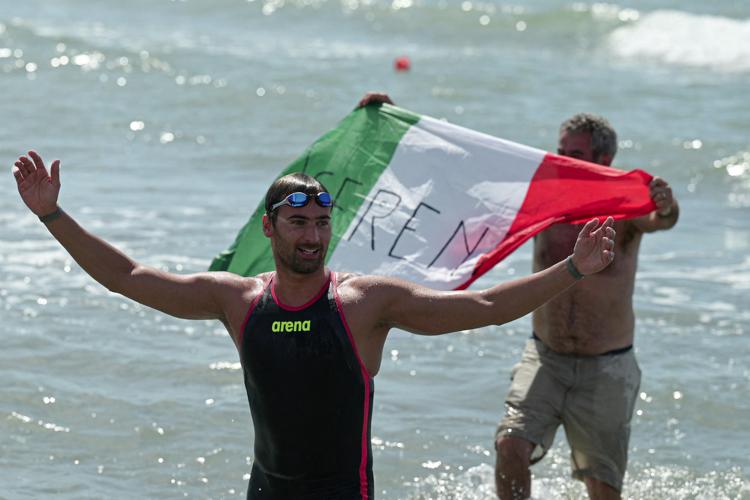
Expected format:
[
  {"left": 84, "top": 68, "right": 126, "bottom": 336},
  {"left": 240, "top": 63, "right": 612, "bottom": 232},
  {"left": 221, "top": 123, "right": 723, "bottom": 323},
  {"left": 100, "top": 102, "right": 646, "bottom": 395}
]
[
  {"left": 607, "top": 10, "right": 750, "bottom": 72},
  {"left": 408, "top": 461, "right": 750, "bottom": 499}
]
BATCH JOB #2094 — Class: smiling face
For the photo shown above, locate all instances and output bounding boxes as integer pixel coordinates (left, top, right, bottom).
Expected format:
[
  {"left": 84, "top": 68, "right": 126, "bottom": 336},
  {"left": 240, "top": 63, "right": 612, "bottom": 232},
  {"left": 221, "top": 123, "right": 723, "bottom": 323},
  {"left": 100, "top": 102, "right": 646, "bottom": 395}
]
[
  {"left": 261, "top": 172, "right": 333, "bottom": 275},
  {"left": 263, "top": 202, "right": 332, "bottom": 275}
]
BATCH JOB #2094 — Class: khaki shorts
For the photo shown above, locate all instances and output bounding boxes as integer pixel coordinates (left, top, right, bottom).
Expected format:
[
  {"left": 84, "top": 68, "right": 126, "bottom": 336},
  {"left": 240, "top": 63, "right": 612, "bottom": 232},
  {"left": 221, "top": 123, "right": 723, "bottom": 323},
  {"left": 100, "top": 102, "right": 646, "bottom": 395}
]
[{"left": 496, "top": 337, "right": 641, "bottom": 491}]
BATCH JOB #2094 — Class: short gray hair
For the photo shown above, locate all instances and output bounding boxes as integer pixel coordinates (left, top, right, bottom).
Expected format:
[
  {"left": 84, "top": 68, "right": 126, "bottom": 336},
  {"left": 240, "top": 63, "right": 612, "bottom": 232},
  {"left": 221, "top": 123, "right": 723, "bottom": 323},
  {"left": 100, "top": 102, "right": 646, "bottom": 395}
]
[{"left": 560, "top": 113, "right": 618, "bottom": 161}]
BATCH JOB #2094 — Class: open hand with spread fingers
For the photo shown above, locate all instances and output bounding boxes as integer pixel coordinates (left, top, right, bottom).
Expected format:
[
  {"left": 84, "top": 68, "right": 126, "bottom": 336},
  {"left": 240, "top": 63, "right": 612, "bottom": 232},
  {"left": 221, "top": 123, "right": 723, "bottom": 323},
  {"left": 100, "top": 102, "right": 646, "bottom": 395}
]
[
  {"left": 12, "top": 151, "right": 60, "bottom": 218},
  {"left": 571, "top": 216, "right": 616, "bottom": 276}
]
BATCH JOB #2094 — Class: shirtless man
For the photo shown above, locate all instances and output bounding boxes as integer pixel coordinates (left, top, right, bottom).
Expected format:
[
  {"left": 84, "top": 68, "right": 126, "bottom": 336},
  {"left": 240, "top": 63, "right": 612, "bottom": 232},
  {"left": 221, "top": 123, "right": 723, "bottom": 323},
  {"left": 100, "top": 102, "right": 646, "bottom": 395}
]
[
  {"left": 355, "top": 94, "right": 679, "bottom": 498},
  {"left": 494, "top": 113, "right": 679, "bottom": 499},
  {"left": 13, "top": 150, "right": 616, "bottom": 500}
]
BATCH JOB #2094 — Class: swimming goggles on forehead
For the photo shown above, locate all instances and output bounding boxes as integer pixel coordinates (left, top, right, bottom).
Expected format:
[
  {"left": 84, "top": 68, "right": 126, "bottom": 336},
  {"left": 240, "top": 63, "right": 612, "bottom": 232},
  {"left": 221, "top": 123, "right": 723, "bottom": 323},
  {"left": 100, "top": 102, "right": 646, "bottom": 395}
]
[{"left": 270, "top": 191, "right": 333, "bottom": 211}]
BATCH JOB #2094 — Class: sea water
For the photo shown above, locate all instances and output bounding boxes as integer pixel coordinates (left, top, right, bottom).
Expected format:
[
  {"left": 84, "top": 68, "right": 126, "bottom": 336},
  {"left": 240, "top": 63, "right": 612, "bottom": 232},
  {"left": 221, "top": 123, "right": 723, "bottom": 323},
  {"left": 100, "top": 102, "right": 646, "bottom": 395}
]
[{"left": 1, "top": 1, "right": 748, "bottom": 498}]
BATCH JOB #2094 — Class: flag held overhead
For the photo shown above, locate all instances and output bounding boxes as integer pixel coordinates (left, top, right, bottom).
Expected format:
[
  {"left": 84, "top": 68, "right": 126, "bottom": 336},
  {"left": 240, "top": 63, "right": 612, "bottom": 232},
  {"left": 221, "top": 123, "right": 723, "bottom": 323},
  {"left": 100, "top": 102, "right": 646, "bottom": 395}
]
[{"left": 210, "top": 104, "right": 654, "bottom": 290}]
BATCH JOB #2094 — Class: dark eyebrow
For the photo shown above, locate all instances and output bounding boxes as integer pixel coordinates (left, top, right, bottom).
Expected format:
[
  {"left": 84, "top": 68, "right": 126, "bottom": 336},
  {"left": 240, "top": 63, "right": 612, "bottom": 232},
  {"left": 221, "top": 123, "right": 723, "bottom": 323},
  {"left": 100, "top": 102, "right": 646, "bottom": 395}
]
[
  {"left": 285, "top": 214, "right": 331, "bottom": 222},
  {"left": 285, "top": 214, "right": 309, "bottom": 222},
  {"left": 284, "top": 213, "right": 331, "bottom": 222}
]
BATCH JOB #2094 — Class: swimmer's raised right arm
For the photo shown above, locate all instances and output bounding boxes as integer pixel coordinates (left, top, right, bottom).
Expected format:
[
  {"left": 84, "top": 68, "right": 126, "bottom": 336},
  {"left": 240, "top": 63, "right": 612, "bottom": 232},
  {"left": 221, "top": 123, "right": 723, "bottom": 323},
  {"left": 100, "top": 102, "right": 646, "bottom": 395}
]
[{"left": 12, "top": 151, "right": 258, "bottom": 333}]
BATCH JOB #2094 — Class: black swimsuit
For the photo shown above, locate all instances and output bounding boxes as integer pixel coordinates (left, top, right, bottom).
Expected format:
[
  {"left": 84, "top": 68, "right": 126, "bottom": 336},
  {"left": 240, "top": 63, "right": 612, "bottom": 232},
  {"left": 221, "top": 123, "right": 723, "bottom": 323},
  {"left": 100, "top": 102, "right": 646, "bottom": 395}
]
[{"left": 240, "top": 272, "right": 374, "bottom": 500}]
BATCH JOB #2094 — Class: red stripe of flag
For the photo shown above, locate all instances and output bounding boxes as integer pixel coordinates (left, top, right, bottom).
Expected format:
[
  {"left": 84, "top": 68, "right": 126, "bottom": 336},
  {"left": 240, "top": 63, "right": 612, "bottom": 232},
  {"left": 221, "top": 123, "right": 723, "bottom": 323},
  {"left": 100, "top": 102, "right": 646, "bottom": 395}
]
[{"left": 457, "top": 154, "right": 655, "bottom": 290}]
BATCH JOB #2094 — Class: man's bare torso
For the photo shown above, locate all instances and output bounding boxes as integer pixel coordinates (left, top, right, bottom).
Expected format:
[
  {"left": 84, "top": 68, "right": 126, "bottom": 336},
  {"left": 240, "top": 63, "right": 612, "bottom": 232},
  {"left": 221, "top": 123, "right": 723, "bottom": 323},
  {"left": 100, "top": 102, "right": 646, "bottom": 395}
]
[{"left": 533, "top": 220, "right": 642, "bottom": 355}]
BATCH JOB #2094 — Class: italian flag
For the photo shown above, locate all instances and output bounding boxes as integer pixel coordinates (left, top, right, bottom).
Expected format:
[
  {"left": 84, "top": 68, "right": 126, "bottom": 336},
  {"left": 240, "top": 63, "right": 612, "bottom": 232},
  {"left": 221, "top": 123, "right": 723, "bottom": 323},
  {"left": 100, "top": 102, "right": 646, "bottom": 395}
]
[{"left": 210, "top": 104, "right": 655, "bottom": 290}]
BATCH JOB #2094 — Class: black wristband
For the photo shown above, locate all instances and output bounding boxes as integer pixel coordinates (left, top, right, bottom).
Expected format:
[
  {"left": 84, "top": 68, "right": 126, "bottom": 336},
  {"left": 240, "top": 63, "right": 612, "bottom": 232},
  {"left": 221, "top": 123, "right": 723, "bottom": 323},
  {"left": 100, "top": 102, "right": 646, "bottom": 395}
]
[
  {"left": 566, "top": 256, "right": 585, "bottom": 280},
  {"left": 39, "top": 207, "right": 63, "bottom": 224}
]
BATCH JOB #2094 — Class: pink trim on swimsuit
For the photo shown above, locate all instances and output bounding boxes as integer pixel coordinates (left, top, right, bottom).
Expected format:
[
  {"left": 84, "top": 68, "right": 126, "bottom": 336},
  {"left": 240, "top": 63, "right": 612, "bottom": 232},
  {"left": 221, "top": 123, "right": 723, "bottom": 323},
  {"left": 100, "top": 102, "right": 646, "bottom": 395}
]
[
  {"left": 237, "top": 275, "right": 273, "bottom": 349},
  {"left": 331, "top": 272, "right": 372, "bottom": 500},
  {"left": 270, "top": 271, "right": 331, "bottom": 311}
]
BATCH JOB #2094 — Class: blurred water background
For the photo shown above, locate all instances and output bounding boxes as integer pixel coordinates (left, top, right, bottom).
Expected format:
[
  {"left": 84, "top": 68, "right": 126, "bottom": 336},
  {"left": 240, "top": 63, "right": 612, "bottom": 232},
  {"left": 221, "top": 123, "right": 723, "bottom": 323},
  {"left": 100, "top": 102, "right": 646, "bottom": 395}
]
[{"left": 1, "top": 0, "right": 749, "bottom": 498}]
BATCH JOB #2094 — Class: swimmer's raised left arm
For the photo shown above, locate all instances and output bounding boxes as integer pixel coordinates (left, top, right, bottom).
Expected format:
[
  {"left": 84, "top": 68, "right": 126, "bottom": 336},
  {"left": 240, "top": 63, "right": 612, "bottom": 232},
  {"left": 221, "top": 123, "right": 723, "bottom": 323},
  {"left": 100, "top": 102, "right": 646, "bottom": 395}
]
[{"left": 367, "top": 217, "right": 616, "bottom": 335}]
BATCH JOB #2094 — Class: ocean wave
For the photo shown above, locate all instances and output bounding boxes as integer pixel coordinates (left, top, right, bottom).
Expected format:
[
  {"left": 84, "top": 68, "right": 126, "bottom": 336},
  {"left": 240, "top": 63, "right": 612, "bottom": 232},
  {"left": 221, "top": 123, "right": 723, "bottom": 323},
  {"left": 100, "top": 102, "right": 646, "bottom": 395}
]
[
  {"left": 607, "top": 10, "right": 750, "bottom": 72},
  {"left": 0, "top": 2, "right": 645, "bottom": 66}
]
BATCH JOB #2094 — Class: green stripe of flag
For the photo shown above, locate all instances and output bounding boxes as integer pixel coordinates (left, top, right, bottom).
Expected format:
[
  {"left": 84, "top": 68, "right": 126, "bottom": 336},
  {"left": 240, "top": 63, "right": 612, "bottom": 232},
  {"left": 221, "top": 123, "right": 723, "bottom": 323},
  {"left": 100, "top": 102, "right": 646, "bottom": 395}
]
[{"left": 209, "top": 104, "right": 420, "bottom": 276}]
